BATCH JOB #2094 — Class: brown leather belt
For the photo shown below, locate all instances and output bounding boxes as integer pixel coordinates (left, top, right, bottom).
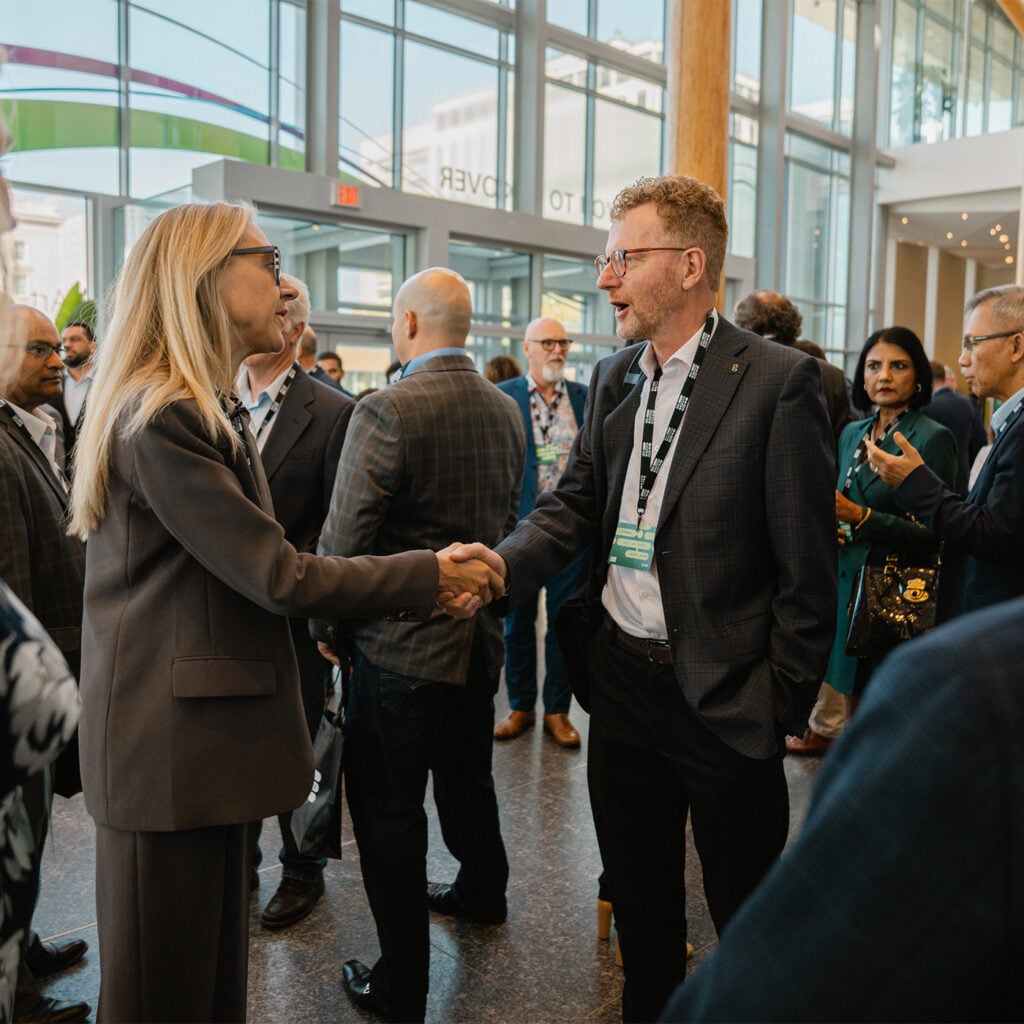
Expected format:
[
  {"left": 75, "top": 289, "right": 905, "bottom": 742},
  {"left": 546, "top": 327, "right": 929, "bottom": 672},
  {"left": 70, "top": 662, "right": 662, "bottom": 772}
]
[{"left": 603, "top": 617, "right": 673, "bottom": 666}]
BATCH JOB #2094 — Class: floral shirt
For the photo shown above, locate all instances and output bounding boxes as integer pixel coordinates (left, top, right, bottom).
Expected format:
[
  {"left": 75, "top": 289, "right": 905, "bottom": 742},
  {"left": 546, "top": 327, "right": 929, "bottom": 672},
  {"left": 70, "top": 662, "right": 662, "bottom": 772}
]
[{"left": 0, "top": 581, "right": 79, "bottom": 1020}]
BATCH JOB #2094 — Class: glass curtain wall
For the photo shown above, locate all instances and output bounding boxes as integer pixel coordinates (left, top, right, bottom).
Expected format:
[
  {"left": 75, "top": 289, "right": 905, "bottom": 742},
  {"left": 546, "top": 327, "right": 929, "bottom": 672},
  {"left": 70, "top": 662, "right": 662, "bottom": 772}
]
[
  {"left": 339, "top": 0, "right": 515, "bottom": 210},
  {"left": 0, "top": 0, "right": 305, "bottom": 198},
  {"left": 542, "top": 2, "right": 666, "bottom": 230},
  {"left": 888, "top": 0, "right": 1024, "bottom": 147}
]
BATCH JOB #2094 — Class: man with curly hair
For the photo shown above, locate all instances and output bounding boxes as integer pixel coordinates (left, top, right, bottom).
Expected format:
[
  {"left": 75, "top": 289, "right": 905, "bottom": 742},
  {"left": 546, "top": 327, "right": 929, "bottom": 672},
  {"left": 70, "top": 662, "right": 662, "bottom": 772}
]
[{"left": 456, "top": 175, "right": 837, "bottom": 1021}]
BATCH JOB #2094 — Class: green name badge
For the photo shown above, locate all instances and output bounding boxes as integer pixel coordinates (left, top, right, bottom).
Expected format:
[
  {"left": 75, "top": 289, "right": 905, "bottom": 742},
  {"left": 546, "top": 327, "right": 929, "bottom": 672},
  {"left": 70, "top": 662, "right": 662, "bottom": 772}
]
[
  {"left": 536, "top": 443, "right": 559, "bottom": 465},
  {"left": 608, "top": 522, "right": 656, "bottom": 571}
]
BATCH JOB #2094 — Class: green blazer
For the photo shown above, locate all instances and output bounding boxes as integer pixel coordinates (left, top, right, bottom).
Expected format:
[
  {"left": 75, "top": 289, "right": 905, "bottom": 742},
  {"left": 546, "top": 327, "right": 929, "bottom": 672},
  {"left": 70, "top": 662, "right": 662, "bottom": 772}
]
[{"left": 825, "top": 410, "right": 957, "bottom": 695}]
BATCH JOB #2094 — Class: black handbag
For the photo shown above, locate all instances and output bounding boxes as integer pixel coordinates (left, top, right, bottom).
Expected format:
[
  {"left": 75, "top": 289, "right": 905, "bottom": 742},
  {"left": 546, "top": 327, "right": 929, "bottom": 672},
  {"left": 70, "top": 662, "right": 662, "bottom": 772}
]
[
  {"left": 844, "top": 551, "right": 941, "bottom": 659},
  {"left": 290, "top": 672, "right": 345, "bottom": 860}
]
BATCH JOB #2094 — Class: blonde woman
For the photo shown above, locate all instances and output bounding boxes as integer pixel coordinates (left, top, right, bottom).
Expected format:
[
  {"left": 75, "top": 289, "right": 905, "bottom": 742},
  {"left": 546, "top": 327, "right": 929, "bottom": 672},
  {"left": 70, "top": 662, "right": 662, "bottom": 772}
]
[{"left": 69, "top": 202, "right": 500, "bottom": 1022}]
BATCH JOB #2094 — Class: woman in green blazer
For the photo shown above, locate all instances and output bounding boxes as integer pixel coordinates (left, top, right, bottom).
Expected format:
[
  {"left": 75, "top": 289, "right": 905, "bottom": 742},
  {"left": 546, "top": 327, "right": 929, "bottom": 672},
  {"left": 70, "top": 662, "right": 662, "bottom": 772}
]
[{"left": 827, "top": 326, "right": 957, "bottom": 702}]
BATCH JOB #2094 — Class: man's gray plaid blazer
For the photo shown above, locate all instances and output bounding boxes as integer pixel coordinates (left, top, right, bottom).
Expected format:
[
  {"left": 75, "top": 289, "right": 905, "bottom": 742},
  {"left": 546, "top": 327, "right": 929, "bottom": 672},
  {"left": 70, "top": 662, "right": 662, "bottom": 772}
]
[
  {"left": 0, "top": 406, "right": 84, "bottom": 654},
  {"left": 314, "top": 353, "right": 524, "bottom": 683}
]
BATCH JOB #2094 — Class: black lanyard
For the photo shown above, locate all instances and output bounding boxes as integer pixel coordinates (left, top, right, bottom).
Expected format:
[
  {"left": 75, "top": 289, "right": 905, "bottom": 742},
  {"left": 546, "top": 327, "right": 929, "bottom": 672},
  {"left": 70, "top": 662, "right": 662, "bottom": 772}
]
[
  {"left": 219, "top": 393, "right": 252, "bottom": 467},
  {"left": 0, "top": 398, "right": 69, "bottom": 492},
  {"left": 636, "top": 310, "right": 715, "bottom": 526},
  {"left": 840, "top": 410, "right": 906, "bottom": 495},
  {"left": 252, "top": 364, "right": 299, "bottom": 442},
  {"left": 529, "top": 383, "right": 564, "bottom": 446},
  {"left": 996, "top": 399, "right": 1024, "bottom": 438}
]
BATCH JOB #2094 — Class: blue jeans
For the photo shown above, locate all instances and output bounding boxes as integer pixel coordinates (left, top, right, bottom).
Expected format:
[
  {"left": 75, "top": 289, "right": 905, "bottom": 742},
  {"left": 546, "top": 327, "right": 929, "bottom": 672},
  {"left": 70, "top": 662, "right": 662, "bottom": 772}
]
[
  {"left": 344, "top": 633, "right": 508, "bottom": 1021},
  {"left": 503, "top": 548, "right": 589, "bottom": 714}
]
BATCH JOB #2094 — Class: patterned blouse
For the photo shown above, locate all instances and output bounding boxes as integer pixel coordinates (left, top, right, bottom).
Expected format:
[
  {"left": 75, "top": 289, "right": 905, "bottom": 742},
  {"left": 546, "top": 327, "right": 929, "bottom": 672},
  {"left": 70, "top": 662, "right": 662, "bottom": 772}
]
[{"left": 0, "top": 580, "right": 80, "bottom": 1021}]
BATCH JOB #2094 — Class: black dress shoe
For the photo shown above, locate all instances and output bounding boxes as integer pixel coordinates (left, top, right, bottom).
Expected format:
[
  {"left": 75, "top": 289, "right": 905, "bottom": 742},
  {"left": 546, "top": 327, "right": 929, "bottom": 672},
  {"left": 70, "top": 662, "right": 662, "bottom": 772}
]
[
  {"left": 24, "top": 938, "right": 88, "bottom": 979},
  {"left": 13, "top": 995, "right": 92, "bottom": 1023},
  {"left": 261, "top": 871, "right": 325, "bottom": 930},
  {"left": 425, "top": 882, "right": 506, "bottom": 924}
]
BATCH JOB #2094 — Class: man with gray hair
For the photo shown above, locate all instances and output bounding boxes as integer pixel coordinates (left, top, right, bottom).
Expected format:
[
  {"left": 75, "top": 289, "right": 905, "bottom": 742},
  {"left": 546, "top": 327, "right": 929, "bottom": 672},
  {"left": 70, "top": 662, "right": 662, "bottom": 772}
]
[
  {"left": 235, "top": 272, "right": 354, "bottom": 927},
  {"left": 869, "top": 284, "right": 1024, "bottom": 615}
]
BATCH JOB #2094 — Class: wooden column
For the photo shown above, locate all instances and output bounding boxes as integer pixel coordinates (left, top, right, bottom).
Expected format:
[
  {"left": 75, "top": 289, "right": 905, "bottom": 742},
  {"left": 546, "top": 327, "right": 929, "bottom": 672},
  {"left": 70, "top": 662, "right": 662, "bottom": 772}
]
[
  {"left": 664, "top": 0, "right": 732, "bottom": 301},
  {"left": 664, "top": 0, "right": 731, "bottom": 201}
]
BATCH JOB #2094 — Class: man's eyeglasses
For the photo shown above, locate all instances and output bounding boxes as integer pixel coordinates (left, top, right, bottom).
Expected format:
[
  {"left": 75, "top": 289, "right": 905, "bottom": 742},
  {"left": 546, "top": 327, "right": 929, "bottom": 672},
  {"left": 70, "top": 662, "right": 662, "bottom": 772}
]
[
  {"left": 961, "top": 329, "right": 1022, "bottom": 353},
  {"left": 7, "top": 342, "right": 66, "bottom": 361},
  {"left": 229, "top": 245, "right": 281, "bottom": 286},
  {"left": 530, "top": 339, "right": 573, "bottom": 352},
  {"left": 594, "top": 247, "right": 692, "bottom": 278}
]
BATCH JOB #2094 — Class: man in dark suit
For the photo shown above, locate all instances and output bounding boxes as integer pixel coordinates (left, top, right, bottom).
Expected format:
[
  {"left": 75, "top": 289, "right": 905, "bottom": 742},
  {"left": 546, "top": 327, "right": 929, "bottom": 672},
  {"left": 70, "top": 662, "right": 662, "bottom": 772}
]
[
  {"left": 456, "top": 176, "right": 837, "bottom": 1021},
  {"left": 493, "top": 316, "right": 588, "bottom": 748},
  {"left": 314, "top": 268, "right": 524, "bottom": 1023},
  {"left": 661, "top": 594, "right": 1024, "bottom": 1022},
  {"left": 734, "top": 289, "right": 853, "bottom": 441},
  {"left": 235, "top": 273, "right": 354, "bottom": 928},
  {"left": 869, "top": 284, "right": 1024, "bottom": 616},
  {"left": 921, "top": 359, "right": 986, "bottom": 494},
  {"left": 316, "top": 349, "right": 356, "bottom": 399},
  {"left": 0, "top": 305, "right": 90, "bottom": 1023}
]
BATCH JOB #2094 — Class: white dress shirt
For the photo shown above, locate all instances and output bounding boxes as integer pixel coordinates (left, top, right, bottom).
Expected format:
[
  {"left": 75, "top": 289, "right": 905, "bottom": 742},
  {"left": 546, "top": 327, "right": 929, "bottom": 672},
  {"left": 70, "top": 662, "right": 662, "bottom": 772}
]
[
  {"left": 602, "top": 313, "right": 718, "bottom": 639},
  {"left": 235, "top": 364, "right": 293, "bottom": 453},
  {"left": 62, "top": 369, "right": 93, "bottom": 426},
  {"left": 7, "top": 400, "right": 67, "bottom": 490}
]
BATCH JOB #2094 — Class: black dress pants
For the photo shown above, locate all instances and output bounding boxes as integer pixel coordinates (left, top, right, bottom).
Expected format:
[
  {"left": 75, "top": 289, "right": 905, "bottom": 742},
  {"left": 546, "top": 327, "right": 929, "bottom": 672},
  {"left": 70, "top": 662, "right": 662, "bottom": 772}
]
[
  {"left": 587, "top": 624, "right": 788, "bottom": 1023},
  {"left": 344, "top": 631, "right": 508, "bottom": 1023}
]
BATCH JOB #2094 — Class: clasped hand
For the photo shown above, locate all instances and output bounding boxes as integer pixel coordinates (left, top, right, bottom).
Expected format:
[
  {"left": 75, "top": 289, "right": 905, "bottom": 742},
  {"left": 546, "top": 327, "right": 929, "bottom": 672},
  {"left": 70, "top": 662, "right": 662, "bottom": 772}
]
[{"left": 435, "top": 542, "right": 509, "bottom": 620}]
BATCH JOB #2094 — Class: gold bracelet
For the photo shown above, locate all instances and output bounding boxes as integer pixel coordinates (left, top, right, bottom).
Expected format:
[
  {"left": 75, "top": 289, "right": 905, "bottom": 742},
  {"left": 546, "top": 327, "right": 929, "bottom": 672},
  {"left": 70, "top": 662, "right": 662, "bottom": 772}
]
[{"left": 855, "top": 507, "right": 872, "bottom": 529}]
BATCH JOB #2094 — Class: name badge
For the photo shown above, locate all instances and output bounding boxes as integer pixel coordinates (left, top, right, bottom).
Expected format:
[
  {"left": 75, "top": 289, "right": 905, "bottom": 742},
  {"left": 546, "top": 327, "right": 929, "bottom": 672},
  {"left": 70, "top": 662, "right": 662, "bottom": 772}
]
[
  {"left": 608, "top": 522, "right": 656, "bottom": 571},
  {"left": 536, "top": 443, "right": 559, "bottom": 465}
]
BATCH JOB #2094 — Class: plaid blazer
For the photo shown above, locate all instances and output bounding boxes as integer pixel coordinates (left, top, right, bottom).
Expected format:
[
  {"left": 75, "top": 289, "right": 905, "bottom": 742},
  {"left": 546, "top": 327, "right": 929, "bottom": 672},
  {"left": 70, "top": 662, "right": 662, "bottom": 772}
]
[
  {"left": 0, "top": 407, "right": 84, "bottom": 654},
  {"left": 315, "top": 352, "right": 524, "bottom": 684},
  {"left": 497, "top": 317, "right": 838, "bottom": 758}
]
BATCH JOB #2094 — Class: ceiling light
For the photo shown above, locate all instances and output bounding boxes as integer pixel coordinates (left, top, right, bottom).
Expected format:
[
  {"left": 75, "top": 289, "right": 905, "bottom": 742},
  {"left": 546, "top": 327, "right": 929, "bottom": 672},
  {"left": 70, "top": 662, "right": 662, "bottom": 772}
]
[
  {"left": 961, "top": 212, "right": 969, "bottom": 220},
  {"left": 901, "top": 216, "right": 909, "bottom": 224},
  {"left": 1007, "top": 256, "right": 1016, "bottom": 265},
  {"left": 995, "top": 224, "right": 1002, "bottom": 231},
  {"left": 1007, "top": 243, "right": 1013, "bottom": 250},
  {"left": 961, "top": 240, "right": 968, "bottom": 247},
  {"left": 990, "top": 228, "right": 998, "bottom": 236},
  {"left": 946, "top": 232, "right": 954, "bottom": 240},
  {"left": 999, "top": 234, "right": 1009, "bottom": 243}
]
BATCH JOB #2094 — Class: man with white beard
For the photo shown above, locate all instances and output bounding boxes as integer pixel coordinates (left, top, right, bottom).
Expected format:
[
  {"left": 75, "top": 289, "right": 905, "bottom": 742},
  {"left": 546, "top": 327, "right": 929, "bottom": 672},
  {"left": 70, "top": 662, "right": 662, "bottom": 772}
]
[{"left": 494, "top": 317, "right": 589, "bottom": 748}]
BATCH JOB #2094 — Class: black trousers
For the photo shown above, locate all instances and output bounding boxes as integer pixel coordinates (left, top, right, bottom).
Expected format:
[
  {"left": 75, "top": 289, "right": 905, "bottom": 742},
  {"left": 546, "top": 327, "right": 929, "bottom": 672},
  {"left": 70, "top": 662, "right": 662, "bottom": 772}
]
[
  {"left": 587, "top": 624, "right": 788, "bottom": 1023},
  {"left": 344, "top": 632, "right": 508, "bottom": 1022}
]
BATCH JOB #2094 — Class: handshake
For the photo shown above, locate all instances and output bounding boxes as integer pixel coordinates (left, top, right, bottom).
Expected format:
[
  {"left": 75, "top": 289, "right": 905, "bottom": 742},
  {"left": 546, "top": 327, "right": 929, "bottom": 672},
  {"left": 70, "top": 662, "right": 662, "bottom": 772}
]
[{"left": 435, "top": 542, "right": 508, "bottom": 620}]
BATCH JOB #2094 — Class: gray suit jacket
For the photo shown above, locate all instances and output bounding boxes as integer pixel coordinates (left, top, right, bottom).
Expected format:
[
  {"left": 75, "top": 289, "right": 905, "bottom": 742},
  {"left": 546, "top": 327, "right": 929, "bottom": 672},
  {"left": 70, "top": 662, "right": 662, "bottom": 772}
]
[
  {"left": 314, "top": 353, "right": 524, "bottom": 685},
  {"left": 80, "top": 399, "right": 439, "bottom": 832},
  {"left": 497, "top": 318, "right": 838, "bottom": 758},
  {"left": 0, "top": 407, "right": 85, "bottom": 654}
]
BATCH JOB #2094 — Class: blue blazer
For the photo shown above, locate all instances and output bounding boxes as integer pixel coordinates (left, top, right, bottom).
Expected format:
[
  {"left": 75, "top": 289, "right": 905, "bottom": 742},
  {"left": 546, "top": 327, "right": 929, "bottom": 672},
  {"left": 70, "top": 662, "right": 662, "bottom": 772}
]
[
  {"left": 497, "top": 375, "right": 588, "bottom": 519},
  {"left": 896, "top": 402, "right": 1024, "bottom": 615}
]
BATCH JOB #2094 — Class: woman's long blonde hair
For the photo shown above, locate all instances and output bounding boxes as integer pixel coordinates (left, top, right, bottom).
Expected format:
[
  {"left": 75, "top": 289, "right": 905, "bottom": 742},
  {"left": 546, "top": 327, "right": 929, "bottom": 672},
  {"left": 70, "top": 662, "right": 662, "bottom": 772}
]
[{"left": 69, "top": 201, "right": 254, "bottom": 538}]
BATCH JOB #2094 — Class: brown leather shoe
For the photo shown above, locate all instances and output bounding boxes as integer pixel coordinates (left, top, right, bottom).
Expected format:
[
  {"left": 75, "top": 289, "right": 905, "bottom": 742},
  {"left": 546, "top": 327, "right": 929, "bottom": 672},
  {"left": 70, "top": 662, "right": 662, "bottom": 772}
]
[
  {"left": 494, "top": 709, "right": 535, "bottom": 740},
  {"left": 785, "top": 728, "right": 833, "bottom": 757},
  {"left": 543, "top": 713, "right": 580, "bottom": 748}
]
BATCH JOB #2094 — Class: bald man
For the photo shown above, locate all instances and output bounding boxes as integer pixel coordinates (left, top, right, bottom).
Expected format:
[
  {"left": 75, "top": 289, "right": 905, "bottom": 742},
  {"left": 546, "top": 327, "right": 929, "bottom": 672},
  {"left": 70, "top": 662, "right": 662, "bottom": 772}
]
[
  {"left": 313, "top": 269, "right": 524, "bottom": 1022},
  {"left": 494, "top": 317, "right": 589, "bottom": 748},
  {"left": 0, "top": 305, "right": 91, "bottom": 1022}
]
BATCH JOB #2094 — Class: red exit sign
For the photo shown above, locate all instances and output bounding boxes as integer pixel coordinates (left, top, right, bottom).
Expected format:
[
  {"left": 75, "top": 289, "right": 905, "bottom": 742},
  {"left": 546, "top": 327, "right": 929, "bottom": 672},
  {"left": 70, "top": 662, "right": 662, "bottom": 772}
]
[{"left": 332, "top": 184, "right": 361, "bottom": 208}]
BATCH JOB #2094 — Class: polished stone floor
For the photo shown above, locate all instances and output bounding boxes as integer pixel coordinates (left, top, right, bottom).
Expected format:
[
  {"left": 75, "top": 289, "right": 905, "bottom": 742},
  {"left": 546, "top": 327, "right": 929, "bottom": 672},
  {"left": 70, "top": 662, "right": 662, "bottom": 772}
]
[{"left": 33, "top": 689, "right": 822, "bottom": 1023}]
